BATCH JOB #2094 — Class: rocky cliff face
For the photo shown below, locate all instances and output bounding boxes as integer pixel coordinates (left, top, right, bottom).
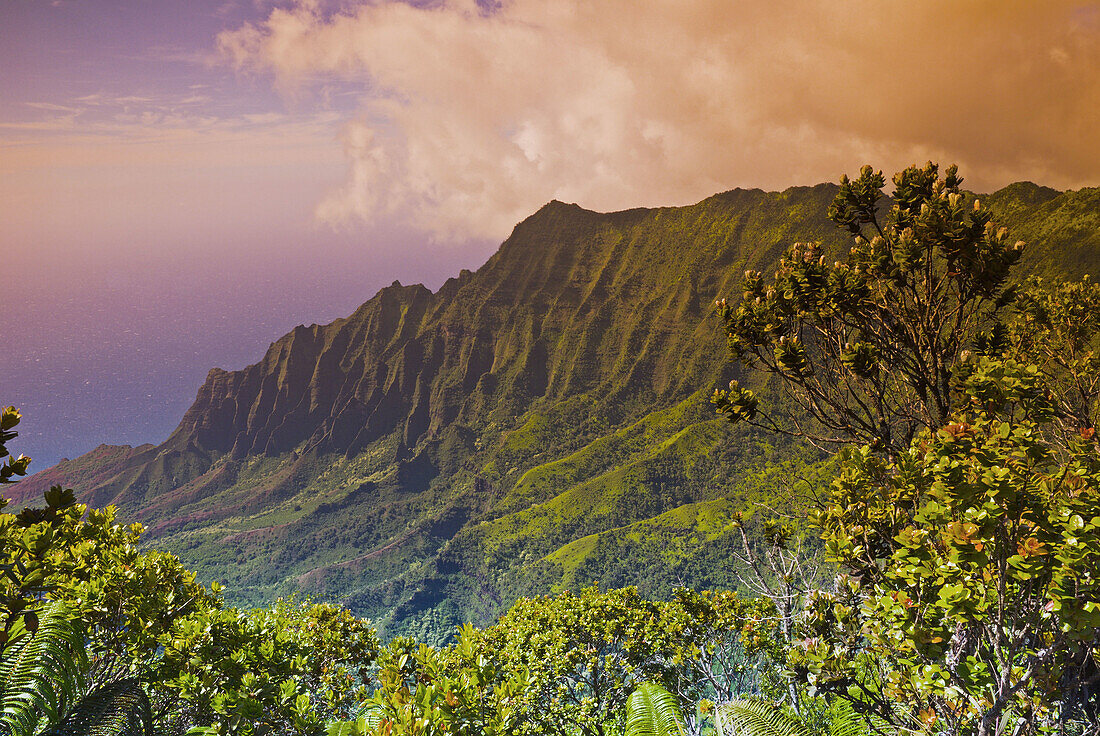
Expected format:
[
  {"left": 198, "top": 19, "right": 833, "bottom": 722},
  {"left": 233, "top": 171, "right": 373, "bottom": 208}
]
[
  {"left": 18, "top": 183, "right": 1100, "bottom": 636},
  {"left": 168, "top": 281, "right": 436, "bottom": 460}
]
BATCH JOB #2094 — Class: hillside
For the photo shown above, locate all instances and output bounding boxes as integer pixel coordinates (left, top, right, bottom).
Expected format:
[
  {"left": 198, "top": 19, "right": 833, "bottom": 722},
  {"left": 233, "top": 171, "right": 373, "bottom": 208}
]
[{"left": 18, "top": 182, "right": 1100, "bottom": 639}]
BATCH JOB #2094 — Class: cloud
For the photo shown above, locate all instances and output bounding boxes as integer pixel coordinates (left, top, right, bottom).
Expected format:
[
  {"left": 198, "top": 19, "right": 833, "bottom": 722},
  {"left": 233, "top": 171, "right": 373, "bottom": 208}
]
[
  {"left": 218, "top": 0, "right": 1100, "bottom": 242},
  {"left": 24, "top": 102, "right": 82, "bottom": 113},
  {"left": 0, "top": 103, "right": 341, "bottom": 157},
  {"left": 5, "top": 91, "right": 318, "bottom": 144}
]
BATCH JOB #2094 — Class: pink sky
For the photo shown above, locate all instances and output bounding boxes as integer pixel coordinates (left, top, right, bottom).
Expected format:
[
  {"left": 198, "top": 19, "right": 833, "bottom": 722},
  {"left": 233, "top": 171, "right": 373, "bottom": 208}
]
[{"left": 2, "top": 0, "right": 1098, "bottom": 466}]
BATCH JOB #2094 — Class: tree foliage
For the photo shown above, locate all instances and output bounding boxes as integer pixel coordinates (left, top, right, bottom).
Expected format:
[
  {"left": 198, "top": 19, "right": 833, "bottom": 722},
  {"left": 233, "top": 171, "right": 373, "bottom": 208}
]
[
  {"left": 158, "top": 598, "right": 379, "bottom": 736},
  {"left": 711, "top": 163, "right": 1100, "bottom": 736},
  {"left": 0, "top": 407, "right": 205, "bottom": 674},
  {"left": 0, "top": 483, "right": 86, "bottom": 647},
  {"left": 471, "top": 586, "right": 774, "bottom": 736},
  {"left": 799, "top": 359, "right": 1100, "bottom": 735},
  {"left": 366, "top": 626, "right": 533, "bottom": 736},
  {"left": 997, "top": 276, "right": 1100, "bottom": 441},
  {"left": 0, "top": 409, "right": 31, "bottom": 487},
  {"left": 474, "top": 586, "right": 677, "bottom": 736},
  {"left": 0, "top": 406, "right": 381, "bottom": 736},
  {"left": 715, "top": 163, "right": 1023, "bottom": 456}
]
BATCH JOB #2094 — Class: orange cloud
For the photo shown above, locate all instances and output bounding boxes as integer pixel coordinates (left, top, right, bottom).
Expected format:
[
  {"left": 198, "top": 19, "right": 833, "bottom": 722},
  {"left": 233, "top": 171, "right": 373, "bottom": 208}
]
[{"left": 219, "top": 0, "right": 1100, "bottom": 241}]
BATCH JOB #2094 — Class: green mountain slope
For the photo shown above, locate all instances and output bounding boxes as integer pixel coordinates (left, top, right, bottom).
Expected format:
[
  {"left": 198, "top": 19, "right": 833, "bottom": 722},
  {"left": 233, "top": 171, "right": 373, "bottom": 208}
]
[{"left": 17, "top": 182, "right": 1100, "bottom": 639}]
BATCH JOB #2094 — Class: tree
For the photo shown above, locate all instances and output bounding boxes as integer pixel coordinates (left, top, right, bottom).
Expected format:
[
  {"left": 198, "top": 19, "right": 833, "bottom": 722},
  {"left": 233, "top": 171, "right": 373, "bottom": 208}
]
[
  {"left": 708, "top": 165, "right": 1100, "bottom": 734},
  {"left": 473, "top": 586, "right": 681, "bottom": 736},
  {"left": 157, "top": 598, "right": 379, "bottom": 736},
  {"left": 0, "top": 408, "right": 89, "bottom": 643},
  {"left": 661, "top": 588, "right": 780, "bottom": 733},
  {"left": 0, "top": 408, "right": 209, "bottom": 676},
  {"left": 471, "top": 586, "right": 774, "bottom": 736},
  {"left": 997, "top": 276, "right": 1100, "bottom": 443},
  {"left": 0, "top": 409, "right": 183, "bottom": 736},
  {"left": 0, "top": 407, "right": 381, "bottom": 736},
  {"left": 714, "top": 163, "right": 1023, "bottom": 457},
  {"left": 366, "top": 626, "right": 533, "bottom": 736},
  {"left": 798, "top": 358, "right": 1100, "bottom": 736},
  {"left": 0, "top": 414, "right": 217, "bottom": 726}
]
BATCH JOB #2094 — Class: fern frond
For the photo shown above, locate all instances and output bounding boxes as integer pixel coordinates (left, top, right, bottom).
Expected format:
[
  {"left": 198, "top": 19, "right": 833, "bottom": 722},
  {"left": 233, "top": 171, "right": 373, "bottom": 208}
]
[
  {"left": 326, "top": 700, "right": 383, "bottom": 736},
  {"left": 718, "top": 698, "right": 813, "bottom": 736},
  {"left": 625, "top": 683, "right": 686, "bottom": 736},
  {"left": 0, "top": 602, "right": 88, "bottom": 736},
  {"left": 826, "top": 700, "right": 869, "bottom": 736},
  {"left": 43, "top": 679, "right": 152, "bottom": 736}
]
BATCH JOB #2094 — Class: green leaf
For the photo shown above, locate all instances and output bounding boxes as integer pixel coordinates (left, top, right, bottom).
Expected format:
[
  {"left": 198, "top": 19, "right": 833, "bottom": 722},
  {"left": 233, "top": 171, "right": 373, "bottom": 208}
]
[
  {"left": 0, "top": 601, "right": 87, "bottom": 736},
  {"left": 43, "top": 679, "right": 153, "bottom": 736},
  {"left": 624, "top": 683, "right": 685, "bottom": 736},
  {"left": 717, "top": 699, "right": 813, "bottom": 736}
]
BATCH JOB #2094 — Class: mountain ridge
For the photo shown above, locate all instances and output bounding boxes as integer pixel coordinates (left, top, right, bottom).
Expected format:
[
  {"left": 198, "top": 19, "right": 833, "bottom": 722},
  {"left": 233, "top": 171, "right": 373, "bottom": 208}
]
[{"left": 17, "top": 180, "right": 1100, "bottom": 637}]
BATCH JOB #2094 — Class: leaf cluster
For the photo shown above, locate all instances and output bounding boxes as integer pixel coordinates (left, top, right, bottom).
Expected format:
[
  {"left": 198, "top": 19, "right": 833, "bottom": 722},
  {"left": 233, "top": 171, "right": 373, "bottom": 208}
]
[
  {"left": 991, "top": 275, "right": 1100, "bottom": 443},
  {"left": 0, "top": 408, "right": 31, "bottom": 487},
  {"left": 366, "top": 625, "right": 533, "bottom": 736},
  {"left": 802, "top": 359, "right": 1100, "bottom": 734},
  {"left": 470, "top": 585, "right": 777, "bottom": 736},
  {"left": 159, "top": 598, "right": 379, "bottom": 736},
  {"left": 0, "top": 599, "right": 154, "bottom": 736}
]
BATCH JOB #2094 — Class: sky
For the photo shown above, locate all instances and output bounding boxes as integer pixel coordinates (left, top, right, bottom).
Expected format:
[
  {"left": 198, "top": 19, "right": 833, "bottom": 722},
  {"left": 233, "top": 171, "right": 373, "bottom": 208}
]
[{"left": 2, "top": 0, "right": 1099, "bottom": 468}]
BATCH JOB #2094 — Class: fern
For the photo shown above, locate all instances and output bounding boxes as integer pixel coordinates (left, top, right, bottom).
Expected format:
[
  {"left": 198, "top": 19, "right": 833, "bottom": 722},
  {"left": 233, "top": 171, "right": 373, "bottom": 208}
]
[
  {"left": 824, "top": 701, "right": 869, "bottom": 736},
  {"left": 0, "top": 602, "right": 87, "bottom": 736},
  {"left": 718, "top": 696, "right": 872, "bottom": 736},
  {"left": 43, "top": 679, "right": 151, "bottom": 736},
  {"left": 624, "top": 683, "right": 686, "bottom": 736},
  {"left": 717, "top": 699, "right": 813, "bottom": 736},
  {"left": 0, "top": 602, "right": 153, "bottom": 736},
  {"left": 325, "top": 701, "right": 383, "bottom": 736}
]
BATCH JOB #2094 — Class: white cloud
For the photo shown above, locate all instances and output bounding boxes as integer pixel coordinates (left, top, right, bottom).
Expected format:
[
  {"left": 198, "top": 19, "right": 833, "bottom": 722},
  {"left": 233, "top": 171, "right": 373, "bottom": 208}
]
[{"left": 218, "top": 0, "right": 1100, "bottom": 242}]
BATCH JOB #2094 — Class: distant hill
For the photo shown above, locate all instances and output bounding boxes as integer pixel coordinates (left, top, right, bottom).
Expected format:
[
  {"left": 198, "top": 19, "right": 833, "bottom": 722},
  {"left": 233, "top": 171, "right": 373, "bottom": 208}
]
[{"left": 17, "top": 182, "right": 1100, "bottom": 640}]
